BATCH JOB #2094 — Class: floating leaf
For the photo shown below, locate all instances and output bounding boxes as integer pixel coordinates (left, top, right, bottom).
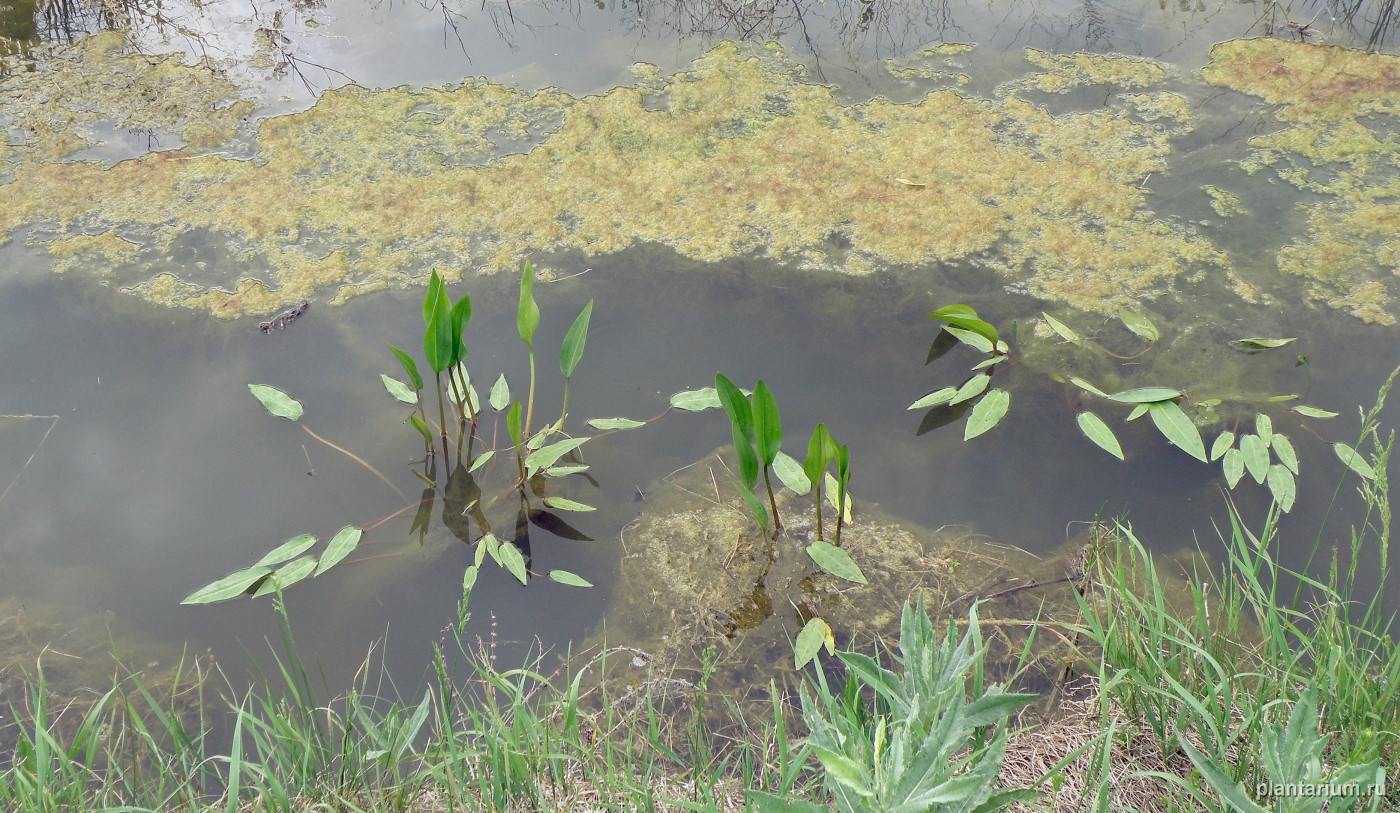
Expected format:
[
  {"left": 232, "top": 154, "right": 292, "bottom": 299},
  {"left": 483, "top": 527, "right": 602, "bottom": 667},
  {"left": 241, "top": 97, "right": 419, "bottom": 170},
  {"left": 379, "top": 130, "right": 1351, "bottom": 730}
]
[
  {"left": 794, "top": 618, "right": 834, "bottom": 669},
  {"left": 1255, "top": 414, "right": 1273, "bottom": 446},
  {"left": 669, "top": 387, "right": 722, "bottom": 411},
  {"left": 489, "top": 375, "right": 510, "bottom": 411},
  {"left": 1233, "top": 337, "right": 1297, "bottom": 350},
  {"left": 252, "top": 534, "right": 317, "bottom": 569},
  {"left": 180, "top": 565, "right": 273, "bottom": 605},
  {"left": 1210, "top": 431, "right": 1236, "bottom": 462},
  {"left": 1109, "top": 387, "right": 1181, "bottom": 404},
  {"left": 543, "top": 496, "right": 595, "bottom": 512},
  {"left": 1334, "top": 444, "right": 1376, "bottom": 481},
  {"left": 944, "top": 326, "right": 993, "bottom": 353},
  {"left": 559, "top": 300, "right": 593, "bottom": 378},
  {"left": 1076, "top": 412, "right": 1124, "bottom": 460},
  {"left": 908, "top": 387, "right": 958, "bottom": 410},
  {"left": 468, "top": 449, "right": 495, "bottom": 473},
  {"left": 1239, "top": 434, "right": 1270, "bottom": 484},
  {"left": 807, "top": 540, "right": 868, "bottom": 584},
  {"left": 971, "top": 355, "right": 1008, "bottom": 370},
  {"left": 497, "top": 541, "right": 529, "bottom": 585},
  {"left": 1125, "top": 403, "right": 1150, "bottom": 421},
  {"left": 386, "top": 344, "right": 424, "bottom": 392},
  {"left": 1265, "top": 394, "right": 1300, "bottom": 402},
  {"left": 949, "top": 373, "right": 991, "bottom": 406},
  {"left": 252, "top": 555, "right": 317, "bottom": 597},
  {"left": 314, "top": 526, "right": 363, "bottom": 576},
  {"left": 964, "top": 389, "right": 1010, "bottom": 440},
  {"left": 524, "top": 437, "right": 590, "bottom": 472},
  {"left": 1117, "top": 309, "right": 1159, "bottom": 342},
  {"left": 1272, "top": 434, "right": 1299, "bottom": 475},
  {"left": 586, "top": 417, "right": 646, "bottom": 430},
  {"left": 1267, "top": 464, "right": 1296, "bottom": 512},
  {"left": 248, "top": 384, "right": 303, "bottom": 421},
  {"left": 1070, "top": 377, "right": 1109, "bottom": 399},
  {"left": 548, "top": 570, "right": 593, "bottom": 588},
  {"left": 1294, "top": 405, "right": 1339, "bottom": 419},
  {"left": 773, "top": 450, "right": 812, "bottom": 495},
  {"left": 1042, "top": 312, "right": 1081, "bottom": 344},
  {"left": 1223, "top": 448, "right": 1245, "bottom": 489},
  {"left": 381, "top": 375, "right": 417, "bottom": 404},
  {"left": 545, "top": 464, "right": 590, "bottom": 477},
  {"left": 1148, "top": 401, "right": 1207, "bottom": 462}
]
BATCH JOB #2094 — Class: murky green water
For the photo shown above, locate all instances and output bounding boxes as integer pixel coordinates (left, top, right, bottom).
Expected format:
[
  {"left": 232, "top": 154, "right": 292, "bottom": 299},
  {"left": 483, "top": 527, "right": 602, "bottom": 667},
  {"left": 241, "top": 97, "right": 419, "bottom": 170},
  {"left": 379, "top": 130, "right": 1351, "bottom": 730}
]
[{"left": 0, "top": 0, "right": 1397, "bottom": 687}]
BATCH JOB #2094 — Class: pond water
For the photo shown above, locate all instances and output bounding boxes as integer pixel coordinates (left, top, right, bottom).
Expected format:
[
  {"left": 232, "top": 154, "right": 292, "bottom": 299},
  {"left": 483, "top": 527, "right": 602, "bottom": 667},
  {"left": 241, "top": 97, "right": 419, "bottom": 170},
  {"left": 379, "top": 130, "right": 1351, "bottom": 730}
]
[{"left": 0, "top": 0, "right": 1397, "bottom": 688}]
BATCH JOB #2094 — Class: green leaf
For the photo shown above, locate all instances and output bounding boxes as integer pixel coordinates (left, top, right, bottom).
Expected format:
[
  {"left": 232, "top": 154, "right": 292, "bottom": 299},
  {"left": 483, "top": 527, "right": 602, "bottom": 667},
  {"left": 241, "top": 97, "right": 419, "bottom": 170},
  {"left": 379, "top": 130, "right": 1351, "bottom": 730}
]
[
  {"left": 948, "top": 373, "right": 990, "bottom": 405},
  {"left": 1109, "top": 387, "right": 1181, "bottom": 404},
  {"left": 773, "top": 450, "right": 811, "bottom": 495},
  {"left": 732, "top": 427, "right": 761, "bottom": 491},
  {"left": 524, "top": 437, "right": 590, "bottom": 472},
  {"left": 1117, "top": 309, "right": 1159, "bottom": 342},
  {"left": 744, "top": 790, "right": 830, "bottom": 813},
  {"left": 970, "top": 355, "right": 1008, "bottom": 371},
  {"left": 423, "top": 271, "right": 454, "bottom": 374},
  {"left": 1255, "top": 413, "right": 1273, "bottom": 446},
  {"left": 545, "top": 464, "right": 589, "bottom": 477},
  {"left": 1223, "top": 448, "right": 1244, "bottom": 488},
  {"left": 715, "top": 374, "right": 755, "bottom": 443},
  {"left": 964, "top": 389, "right": 1010, "bottom": 440},
  {"left": 386, "top": 344, "right": 423, "bottom": 392},
  {"left": 1223, "top": 448, "right": 1245, "bottom": 488},
  {"left": 248, "top": 384, "right": 304, "bottom": 421},
  {"left": 543, "top": 496, "right": 595, "bottom": 512},
  {"left": 1294, "top": 405, "right": 1339, "bottom": 418},
  {"left": 908, "top": 387, "right": 958, "bottom": 410},
  {"left": 1265, "top": 393, "right": 1299, "bottom": 402},
  {"left": 252, "top": 534, "right": 317, "bottom": 568},
  {"left": 1125, "top": 403, "right": 1149, "bottom": 421},
  {"left": 507, "top": 401, "right": 523, "bottom": 448},
  {"left": 804, "top": 424, "right": 832, "bottom": 485},
  {"left": 468, "top": 449, "right": 495, "bottom": 473},
  {"left": 517, "top": 260, "right": 540, "bottom": 347},
  {"left": 929, "top": 305, "right": 998, "bottom": 346},
  {"left": 1267, "top": 464, "right": 1296, "bottom": 512},
  {"left": 794, "top": 618, "right": 833, "bottom": 669},
  {"left": 1070, "top": 377, "right": 1109, "bottom": 398},
  {"left": 810, "top": 746, "right": 875, "bottom": 798},
  {"left": 1240, "top": 433, "right": 1270, "bottom": 484},
  {"left": 559, "top": 300, "right": 593, "bottom": 378},
  {"left": 752, "top": 381, "right": 783, "bottom": 467},
  {"left": 449, "top": 293, "right": 472, "bottom": 366},
  {"left": 180, "top": 565, "right": 273, "bottom": 605},
  {"left": 586, "top": 417, "right": 646, "bottom": 430},
  {"left": 489, "top": 374, "right": 510, "bottom": 411},
  {"left": 1334, "top": 443, "right": 1376, "bottom": 480},
  {"left": 1272, "top": 434, "right": 1299, "bottom": 474},
  {"left": 548, "top": 570, "right": 593, "bottom": 588},
  {"left": 1209, "top": 431, "right": 1236, "bottom": 462},
  {"left": 669, "top": 387, "right": 722, "bottom": 411},
  {"left": 497, "top": 542, "right": 529, "bottom": 585},
  {"left": 1042, "top": 312, "right": 1081, "bottom": 343},
  {"left": 824, "top": 472, "right": 853, "bottom": 523},
  {"left": 252, "top": 556, "right": 317, "bottom": 597},
  {"left": 1147, "top": 401, "right": 1207, "bottom": 462},
  {"left": 381, "top": 375, "right": 417, "bottom": 404},
  {"left": 422, "top": 269, "right": 444, "bottom": 326},
  {"left": 314, "top": 526, "right": 363, "bottom": 576},
  {"left": 807, "top": 540, "right": 868, "bottom": 584},
  {"left": 728, "top": 474, "right": 769, "bottom": 531},
  {"left": 409, "top": 414, "right": 432, "bottom": 445},
  {"left": 1076, "top": 412, "right": 1124, "bottom": 460},
  {"left": 944, "top": 326, "right": 993, "bottom": 353},
  {"left": 1233, "top": 337, "right": 1297, "bottom": 349}
]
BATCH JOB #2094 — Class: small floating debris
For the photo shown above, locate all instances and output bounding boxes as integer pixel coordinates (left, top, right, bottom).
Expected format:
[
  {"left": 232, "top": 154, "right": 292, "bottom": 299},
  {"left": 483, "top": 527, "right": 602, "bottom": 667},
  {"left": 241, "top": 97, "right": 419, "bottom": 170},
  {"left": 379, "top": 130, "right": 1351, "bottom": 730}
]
[{"left": 258, "top": 300, "right": 310, "bottom": 333}]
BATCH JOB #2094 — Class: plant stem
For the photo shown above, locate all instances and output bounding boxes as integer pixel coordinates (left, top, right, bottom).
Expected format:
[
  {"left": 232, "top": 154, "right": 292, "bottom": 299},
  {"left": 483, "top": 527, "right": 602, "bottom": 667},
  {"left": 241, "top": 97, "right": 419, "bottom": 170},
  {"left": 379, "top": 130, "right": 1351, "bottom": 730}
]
[
  {"left": 434, "top": 372, "right": 450, "bottom": 463},
  {"left": 524, "top": 344, "right": 537, "bottom": 439},
  {"left": 762, "top": 466, "right": 782, "bottom": 540},
  {"left": 557, "top": 378, "right": 571, "bottom": 436}
]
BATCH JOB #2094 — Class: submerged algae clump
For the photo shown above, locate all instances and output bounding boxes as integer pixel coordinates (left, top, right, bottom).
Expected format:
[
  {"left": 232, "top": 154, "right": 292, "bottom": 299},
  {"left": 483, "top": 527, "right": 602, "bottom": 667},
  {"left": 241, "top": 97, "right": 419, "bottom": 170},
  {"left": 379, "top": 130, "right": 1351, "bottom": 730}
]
[
  {"left": 1, "top": 38, "right": 1221, "bottom": 318},
  {"left": 1204, "top": 39, "right": 1400, "bottom": 324}
]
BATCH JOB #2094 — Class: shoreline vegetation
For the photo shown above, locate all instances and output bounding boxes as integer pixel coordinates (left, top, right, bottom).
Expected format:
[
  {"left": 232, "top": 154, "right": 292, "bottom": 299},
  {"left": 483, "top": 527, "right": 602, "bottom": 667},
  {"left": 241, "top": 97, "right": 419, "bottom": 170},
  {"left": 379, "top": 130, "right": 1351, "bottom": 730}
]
[{"left": 2, "top": 377, "right": 1394, "bottom": 813}]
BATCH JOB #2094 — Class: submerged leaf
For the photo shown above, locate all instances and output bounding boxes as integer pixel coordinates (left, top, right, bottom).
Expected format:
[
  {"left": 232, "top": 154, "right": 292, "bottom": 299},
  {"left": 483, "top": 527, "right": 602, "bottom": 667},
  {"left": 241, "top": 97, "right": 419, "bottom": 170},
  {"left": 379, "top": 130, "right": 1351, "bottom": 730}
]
[
  {"left": 1117, "top": 309, "right": 1159, "bottom": 342},
  {"left": 1070, "top": 377, "right": 1109, "bottom": 399},
  {"left": 1334, "top": 443, "right": 1376, "bottom": 480},
  {"left": 807, "top": 541, "right": 868, "bottom": 584},
  {"left": 964, "top": 389, "right": 1010, "bottom": 440},
  {"left": 1076, "top": 412, "right": 1124, "bottom": 460},
  {"left": 1042, "top": 312, "right": 1081, "bottom": 344},
  {"left": 1148, "top": 401, "right": 1207, "bottom": 462},
  {"left": 248, "top": 384, "right": 304, "bottom": 421}
]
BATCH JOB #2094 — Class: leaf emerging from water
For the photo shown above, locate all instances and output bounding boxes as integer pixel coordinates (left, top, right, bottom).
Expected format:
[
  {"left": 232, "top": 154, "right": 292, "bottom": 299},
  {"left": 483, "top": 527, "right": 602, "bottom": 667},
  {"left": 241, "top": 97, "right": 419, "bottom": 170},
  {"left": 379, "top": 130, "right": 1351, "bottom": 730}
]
[
  {"left": 248, "top": 384, "right": 303, "bottom": 421},
  {"left": 807, "top": 540, "right": 868, "bottom": 584},
  {"left": 314, "top": 526, "right": 363, "bottom": 575},
  {"left": 468, "top": 449, "right": 494, "bottom": 472},
  {"left": 1334, "top": 443, "right": 1376, "bottom": 480},
  {"left": 559, "top": 300, "right": 593, "bottom": 378},
  {"left": 548, "top": 569, "right": 593, "bottom": 588},
  {"left": 964, "top": 389, "right": 1010, "bottom": 440},
  {"left": 1076, "top": 412, "right": 1123, "bottom": 460},
  {"left": 1148, "top": 401, "right": 1207, "bottom": 462}
]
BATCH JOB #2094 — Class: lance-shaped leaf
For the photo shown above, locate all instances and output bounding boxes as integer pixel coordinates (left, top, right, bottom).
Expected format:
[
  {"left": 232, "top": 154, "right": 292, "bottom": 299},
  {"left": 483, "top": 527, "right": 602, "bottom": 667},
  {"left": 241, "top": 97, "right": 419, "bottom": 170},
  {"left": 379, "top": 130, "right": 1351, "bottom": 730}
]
[
  {"left": 1267, "top": 464, "right": 1296, "bottom": 512},
  {"left": 794, "top": 617, "right": 835, "bottom": 669},
  {"left": 1076, "top": 412, "right": 1124, "bottom": 460},
  {"left": 1255, "top": 413, "right": 1273, "bottom": 446},
  {"left": 1272, "top": 434, "right": 1299, "bottom": 474},
  {"left": 807, "top": 540, "right": 868, "bottom": 584},
  {"left": 752, "top": 380, "right": 783, "bottom": 467},
  {"left": 1117, "top": 309, "right": 1159, "bottom": 342},
  {"left": 314, "top": 526, "right": 363, "bottom": 576},
  {"left": 804, "top": 424, "right": 833, "bottom": 486},
  {"left": 548, "top": 570, "right": 593, "bottom": 588},
  {"left": 1240, "top": 433, "right": 1270, "bottom": 484},
  {"left": 949, "top": 373, "right": 990, "bottom": 405},
  {"left": 543, "top": 496, "right": 595, "bottom": 512},
  {"left": 1109, "top": 387, "right": 1181, "bottom": 404},
  {"left": 944, "top": 326, "right": 993, "bottom": 353},
  {"left": 252, "top": 555, "right": 318, "bottom": 597},
  {"left": 669, "top": 387, "right": 722, "bottom": 411},
  {"left": 586, "top": 417, "right": 646, "bottom": 430},
  {"left": 253, "top": 534, "right": 317, "bottom": 569},
  {"left": 1223, "top": 448, "right": 1245, "bottom": 488},
  {"left": 409, "top": 414, "right": 433, "bottom": 445},
  {"left": 181, "top": 565, "right": 273, "bottom": 605},
  {"left": 381, "top": 375, "right": 417, "bottom": 404},
  {"left": 929, "top": 305, "right": 998, "bottom": 346},
  {"left": 468, "top": 449, "right": 494, "bottom": 473},
  {"left": 1070, "top": 377, "right": 1109, "bottom": 399},
  {"left": 1293, "top": 405, "right": 1339, "bottom": 419},
  {"left": 1210, "top": 431, "right": 1235, "bottom": 462},
  {"left": 423, "top": 271, "right": 454, "bottom": 373},
  {"left": 248, "top": 384, "right": 303, "bottom": 421},
  {"left": 517, "top": 260, "right": 540, "bottom": 347},
  {"left": 497, "top": 541, "right": 529, "bottom": 585},
  {"left": 773, "top": 450, "right": 811, "bottom": 495},
  {"left": 507, "top": 401, "right": 523, "bottom": 448},
  {"left": 715, "top": 374, "right": 754, "bottom": 443},
  {"left": 1042, "top": 312, "right": 1081, "bottom": 343},
  {"left": 728, "top": 474, "right": 769, "bottom": 531},
  {"left": 1126, "top": 403, "right": 1150, "bottom": 421},
  {"left": 1232, "top": 337, "right": 1296, "bottom": 350},
  {"left": 490, "top": 374, "right": 510, "bottom": 411},
  {"left": 1147, "top": 400, "right": 1207, "bottom": 462},
  {"left": 1334, "top": 443, "right": 1376, "bottom": 480},
  {"left": 386, "top": 344, "right": 423, "bottom": 391},
  {"left": 908, "top": 387, "right": 958, "bottom": 411},
  {"left": 449, "top": 293, "right": 472, "bottom": 365},
  {"left": 524, "top": 437, "right": 590, "bottom": 472},
  {"left": 964, "top": 389, "right": 1010, "bottom": 440},
  {"left": 559, "top": 300, "right": 593, "bottom": 378}
]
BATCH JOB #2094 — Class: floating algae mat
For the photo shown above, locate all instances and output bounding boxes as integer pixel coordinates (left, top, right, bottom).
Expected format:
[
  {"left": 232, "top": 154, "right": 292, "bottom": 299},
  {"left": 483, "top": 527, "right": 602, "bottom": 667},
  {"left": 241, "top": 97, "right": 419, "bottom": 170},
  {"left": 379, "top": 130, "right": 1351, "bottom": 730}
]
[{"left": 4, "top": 33, "right": 1397, "bottom": 323}]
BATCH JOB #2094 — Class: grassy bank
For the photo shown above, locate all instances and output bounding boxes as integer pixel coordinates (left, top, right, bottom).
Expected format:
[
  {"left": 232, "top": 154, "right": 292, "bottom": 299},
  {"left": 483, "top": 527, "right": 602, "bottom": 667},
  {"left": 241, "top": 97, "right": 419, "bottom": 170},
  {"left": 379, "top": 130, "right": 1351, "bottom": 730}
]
[{"left": 2, "top": 384, "right": 1395, "bottom": 813}]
